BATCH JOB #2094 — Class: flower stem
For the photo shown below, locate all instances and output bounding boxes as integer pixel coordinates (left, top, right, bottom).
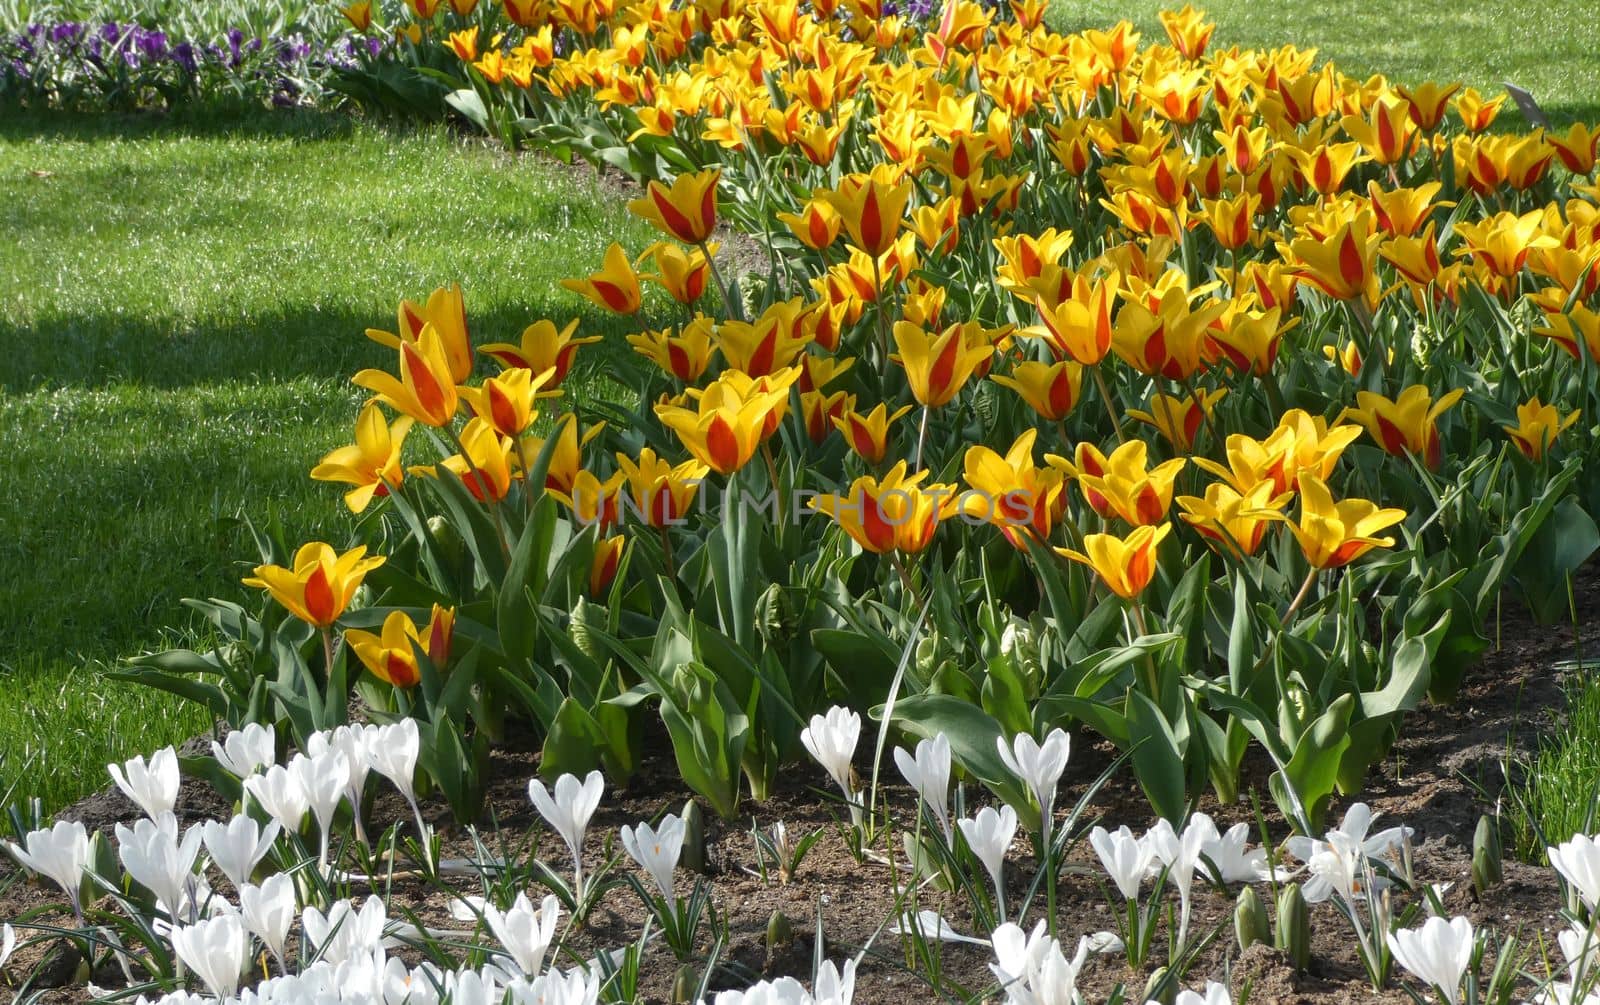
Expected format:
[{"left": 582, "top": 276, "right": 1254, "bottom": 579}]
[{"left": 1092, "top": 365, "right": 1127, "bottom": 444}]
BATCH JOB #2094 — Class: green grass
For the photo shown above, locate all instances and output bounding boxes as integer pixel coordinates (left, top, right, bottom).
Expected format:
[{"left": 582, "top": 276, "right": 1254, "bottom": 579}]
[
  {"left": 0, "top": 109, "right": 656, "bottom": 811},
  {"left": 1504, "top": 667, "right": 1600, "bottom": 862},
  {"left": 1050, "top": 0, "right": 1600, "bottom": 128}
]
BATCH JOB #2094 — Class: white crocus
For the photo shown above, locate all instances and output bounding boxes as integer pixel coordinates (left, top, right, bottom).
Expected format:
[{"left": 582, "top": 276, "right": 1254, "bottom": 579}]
[
  {"left": 711, "top": 976, "right": 811, "bottom": 1005},
  {"left": 1204, "top": 820, "right": 1276, "bottom": 883},
  {"left": 482, "top": 892, "right": 560, "bottom": 978},
  {"left": 1301, "top": 830, "right": 1367, "bottom": 905},
  {"left": 302, "top": 896, "right": 387, "bottom": 966},
  {"left": 366, "top": 719, "right": 428, "bottom": 844},
  {"left": 213, "top": 723, "right": 275, "bottom": 780},
  {"left": 1149, "top": 814, "right": 1217, "bottom": 950},
  {"left": 621, "top": 814, "right": 685, "bottom": 903},
  {"left": 800, "top": 707, "right": 862, "bottom": 825},
  {"left": 1551, "top": 835, "right": 1600, "bottom": 913},
  {"left": 201, "top": 815, "right": 280, "bottom": 888},
  {"left": 813, "top": 958, "right": 856, "bottom": 1005},
  {"left": 239, "top": 873, "right": 296, "bottom": 972},
  {"left": 310, "top": 725, "right": 374, "bottom": 847},
  {"left": 291, "top": 749, "right": 350, "bottom": 872},
  {"left": 529, "top": 771, "right": 605, "bottom": 897},
  {"left": 383, "top": 959, "right": 444, "bottom": 1005},
  {"left": 116, "top": 815, "right": 203, "bottom": 922},
  {"left": 959, "top": 805, "right": 1018, "bottom": 920},
  {"left": 109, "top": 747, "right": 180, "bottom": 821},
  {"left": 1089, "top": 825, "right": 1153, "bottom": 901},
  {"left": 1559, "top": 923, "right": 1600, "bottom": 986},
  {"left": 894, "top": 734, "right": 952, "bottom": 844},
  {"left": 170, "top": 911, "right": 249, "bottom": 1000},
  {"left": 244, "top": 763, "right": 308, "bottom": 835},
  {"left": 1173, "top": 981, "right": 1232, "bottom": 1005},
  {"left": 989, "top": 920, "right": 1089, "bottom": 1005},
  {"left": 510, "top": 966, "right": 602, "bottom": 1005},
  {"left": 995, "top": 729, "right": 1070, "bottom": 852},
  {"left": 1, "top": 922, "right": 14, "bottom": 969},
  {"left": 444, "top": 967, "right": 501, "bottom": 1005},
  {"left": 891, "top": 910, "right": 988, "bottom": 946},
  {"left": 1387, "top": 915, "right": 1475, "bottom": 1005},
  {"left": 5, "top": 821, "right": 91, "bottom": 921},
  {"left": 1285, "top": 802, "right": 1412, "bottom": 868}
]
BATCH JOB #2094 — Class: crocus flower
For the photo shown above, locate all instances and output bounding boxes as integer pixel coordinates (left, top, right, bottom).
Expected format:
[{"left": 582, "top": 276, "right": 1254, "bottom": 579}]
[
  {"left": 996, "top": 728, "right": 1070, "bottom": 853},
  {"left": 1148, "top": 814, "right": 1218, "bottom": 949},
  {"left": 482, "top": 892, "right": 560, "bottom": 978},
  {"left": 5, "top": 821, "right": 90, "bottom": 920},
  {"left": 1, "top": 923, "right": 13, "bottom": 969},
  {"left": 302, "top": 896, "right": 387, "bottom": 966},
  {"left": 813, "top": 958, "right": 857, "bottom": 1005},
  {"left": 891, "top": 727, "right": 950, "bottom": 830},
  {"left": 170, "top": 912, "right": 249, "bottom": 1000},
  {"left": 1550, "top": 834, "right": 1600, "bottom": 912},
  {"left": 308, "top": 725, "right": 374, "bottom": 846},
  {"left": 1089, "top": 825, "right": 1153, "bottom": 901},
  {"left": 1388, "top": 916, "right": 1475, "bottom": 1005},
  {"left": 711, "top": 977, "right": 811, "bottom": 1005},
  {"left": 242, "top": 542, "right": 384, "bottom": 628},
  {"left": 116, "top": 815, "right": 203, "bottom": 922},
  {"left": 800, "top": 706, "right": 863, "bottom": 824},
  {"left": 1175, "top": 982, "right": 1233, "bottom": 1005},
  {"left": 212, "top": 722, "right": 275, "bottom": 779},
  {"left": 621, "top": 814, "right": 685, "bottom": 903},
  {"left": 367, "top": 719, "right": 424, "bottom": 836},
  {"left": 244, "top": 763, "right": 309, "bottom": 835},
  {"left": 529, "top": 771, "right": 604, "bottom": 896},
  {"left": 240, "top": 873, "right": 295, "bottom": 971},
  {"left": 201, "top": 815, "right": 280, "bottom": 888},
  {"left": 290, "top": 749, "right": 350, "bottom": 872},
  {"left": 893, "top": 910, "right": 988, "bottom": 945},
  {"left": 989, "top": 920, "right": 1089, "bottom": 1005},
  {"left": 108, "top": 746, "right": 180, "bottom": 821},
  {"left": 959, "top": 804, "right": 1018, "bottom": 919},
  {"left": 1203, "top": 820, "right": 1276, "bottom": 883}
]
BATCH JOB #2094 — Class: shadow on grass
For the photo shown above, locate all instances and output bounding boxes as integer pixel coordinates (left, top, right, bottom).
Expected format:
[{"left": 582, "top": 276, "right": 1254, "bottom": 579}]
[
  {"left": 0, "top": 300, "right": 640, "bottom": 394},
  {"left": 0, "top": 103, "right": 475, "bottom": 146}
]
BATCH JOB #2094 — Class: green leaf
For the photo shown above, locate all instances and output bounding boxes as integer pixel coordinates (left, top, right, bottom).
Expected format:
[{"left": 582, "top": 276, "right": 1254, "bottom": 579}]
[
  {"left": 1128, "top": 690, "right": 1187, "bottom": 823},
  {"left": 1273, "top": 693, "right": 1355, "bottom": 833}
]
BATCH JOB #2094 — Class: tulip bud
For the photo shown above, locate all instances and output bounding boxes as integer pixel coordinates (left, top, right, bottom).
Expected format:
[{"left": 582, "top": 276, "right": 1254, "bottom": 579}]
[
  {"left": 680, "top": 799, "right": 706, "bottom": 874},
  {"left": 1472, "top": 814, "right": 1503, "bottom": 894},
  {"left": 671, "top": 964, "right": 699, "bottom": 1004},
  {"left": 1235, "top": 884, "right": 1270, "bottom": 952},
  {"left": 569, "top": 597, "right": 602, "bottom": 661},
  {"left": 766, "top": 909, "right": 793, "bottom": 951},
  {"left": 1142, "top": 966, "right": 1174, "bottom": 1005},
  {"left": 1275, "top": 882, "right": 1310, "bottom": 971}
]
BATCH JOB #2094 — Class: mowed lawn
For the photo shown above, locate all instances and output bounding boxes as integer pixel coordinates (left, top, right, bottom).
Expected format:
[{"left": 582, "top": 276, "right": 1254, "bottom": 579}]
[
  {"left": 1051, "top": 0, "right": 1600, "bottom": 127},
  {"left": 0, "top": 111, "right": 655, "bottom": 810}
]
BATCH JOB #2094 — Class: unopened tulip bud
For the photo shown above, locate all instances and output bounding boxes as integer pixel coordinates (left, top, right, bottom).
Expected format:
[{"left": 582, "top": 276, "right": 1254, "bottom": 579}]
[
  {"left": 1235, "top": 884, "right": 1269, "bottom": 951},
  {"left": 1276, "top": 882, "right": 1310, "bottom": 971},
  {"left": 1472, "top": 814, "right": 1503, "bottom": 894}
]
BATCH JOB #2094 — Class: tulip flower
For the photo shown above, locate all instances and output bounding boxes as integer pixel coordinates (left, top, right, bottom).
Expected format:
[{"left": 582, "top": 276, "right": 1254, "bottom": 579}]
[
  {"left": 239, "top": 873, "right": 295, "bottom": 971},
  {"left": 776, "top": 199, "right": 843, "bottom": 251},
  {"left": 589, "top": 534, "right": 626, "bottom": 595},
  {"left": 655, "top": 371, "right": 791, "bottom": 476},
  {"left": 354, "top": 325, "right": 461, "bottom": 427},
  {"left": 834, "top": 401, "right": 914, "bottom": 464},
  {"left": 959, "top": 805, "right": 1018, "bottom": 919},
  {"left": 1550, "top": 834, "right": 1600, "bottom": 911},
  {"left": 627, "top": 318, "right": 717, "bottom": 382},
  {"left": 1177, "top": 480, "right": 1290, "bottom": 558},
  {"left": 1387, "top": 916, "right": 1475, "bottom": 1005},
  {"left": 1057, "top": 522, "right": 1172, "bottom": 599},
  {"left": 5, "top": 821, "right": 91, "bottom": 920},
  {"left": 1111, "top": 286, "right": 1227, "bottom": 381},
  {"left": 1341, "top": 95, "right": 1418, "bottom": 165},
  {"left": 312, "top": 402, "right": 414, "bottom": 513},
  {"left": 1159, "top": 3, "right": 1214, "bottom": 58},
  {"left": 561, "top": 242, "right": 643, "bottom": 315},
  {"left": 1455, "top": 87, "right": 1505, "bottom": 132},
  {"left": 530, "top": 771, "right": 605, "bottom": 896},
  {"left": 1342, "top": 385, "right": 1464, "bottom": 469},
  {"left": 628, "top": 169, "right": 721, "bottom": 245},
  {"left": 892, "top": 319, "right": 991, "bottom": 407},
  {"left": 201, "top": 815, "right": 280, "bottom": 889},
  {"left": 621, "top": 813, "right": 686, "bottom": 903},
  {"left": 996, "top": 728, "right": 1070, "bottom": 852},
  {"left": 480, "top": 318, "right": 601, "bottom": 388},
  {"left": 483, "top": 892, "right": 561, "bottom": 978},
  {"left": 458, "top": 367, "right": 556, "bottom": 440},
  {"left": 430, "top": 417, "right": 517, "bottom": 502},
  {"left": 447, "top": 26, "right": 478, "bottom": 61},
  {"left": 894, "top": 735, "right": 953, "bottom": 844},
  {"left": 109, "top": 746, "right": 179, "bottom": 821},
  {"left": 1074, "top": 439, "right": 1186, "bottom": 526},
  {"left": 800, "top": 706, "right": 862, "bottom": 824},
  {"left": 366, "top": 284, "right": 473, "bottom": 385},
  {"left": 243, "top": 543, "right": 384, "bottom": 629},
  {"left": 810, "top": 463, "right": 957, "bottom": 556},
  {"left": 799, "top": 389, "right": 853, "bottom": 445},
  {"left": 822, "top": 167, "right": 913, "bottom": 258},
  {"left": 1284, "top": 212, "right": 1384, "bottom": 309},
  {"left": 170, "top": 913, "right": 249, "bottom": 1000},
  {"left": 340, "top": 1, "right": 375, "bottom": 31},
  {"left": 1127, "top": 389, "right": 1227, "bottom": 453},
  {"left": 961, "top": 429, "right": 1068, "bottom": 547},
  {"left": 994, "top": 229, "right": 1077, "bottom": 289},
  {"left": 1198, "top": 193, "right": 1260, "bottom": 250},
  {"left": 1288, "top": 474, "right": 1407, "bottom": 569},
  {"left": 1504, "top": 398, "right": 1580, "bottom": 461},
  {"left": 1395, "top": 81, "right": 1461, "bottom": 131},
  {"left": 615, "top": 447, "right": 707, "bottom": 526},
  {"left": 716, "top": 298, "right": 814, "bottom": 376},
  {"left": 991, "top": 359, "right": 1083, "bottom": 421},
  {"left": 1550, "top": 122, "right": 1600, "bottom": 175},
  {"left": 639, "top": 242, "right": 715, "bottom": 305},
  {"left": 1534, "top": 306, "right": 1600, "bottom": 363},
  {"left": 1089, "top": 824, "right": 1153, "bottom": 901},
  {"left": 346, "top": 610, "right": 434, "bottom": 689},
  {"left": 117, "top": 815, "right": 203, "bottom": 921}
]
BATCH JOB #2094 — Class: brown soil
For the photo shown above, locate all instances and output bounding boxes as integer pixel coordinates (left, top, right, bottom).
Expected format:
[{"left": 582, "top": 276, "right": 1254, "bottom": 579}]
[{"left": 2, "top": 568, "right": 1595, "bottom": 1004}]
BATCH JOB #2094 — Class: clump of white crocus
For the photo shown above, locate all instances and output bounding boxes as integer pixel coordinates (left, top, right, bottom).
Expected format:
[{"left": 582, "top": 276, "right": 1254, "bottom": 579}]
[
  {"left": 529, "top": 771, "right": 604, "bottom": 898},
  {"left": 116, "top": 815, "right": 204, "bottom": 922},
  {"left": 894, "top": 734, "right": 952, "bottom": 845},
  {"left": 1204, "top": 819, "right": 1279, "bottom": 883},
  {"left": 1387, "top": 915, "right": 1475, "bottom": 1005},
  {"left": 170, "top": 911, "right": 249, "bottom": 1000},
  {"left": 1089, "top": 825, "right": 1152, "bottom": 901},
  {"left": 1551, "top": 835, "right": 1600, "bottom": 914},
  {"left": 959, "top": 805, "right": 1018, "bottom": 921},
  {"left": 212, "top": 722, "right": 275, "bottom": 780},
  {"left": 239, "top": 872, "right": 295, "bottom": 973},
  {"left": 989, "top": 920, "right": 1089, "bottom": 1005},
  {"left": 201, "top": 814, "right": 280, "bottom": 889},
  {"left": 309, "top": 724, "right": 374, "bottom": 846},
  {"left": 301, "top": 896, "right": 387, "bottom": 966},
  {"left": 1148, "top": 814, "right": 1218, "bottom": 951},
  {"left": 800, "top": 707, "right": 862, "bottom": 826},
  {"left": 483, "top": 892, "right": 560, "bottom": 979},
  {"left": 109, "top": 746, "right": 180, "bottom": 821},
  {"left": 709, "top": 976, "right": 810, "bottom": 1005},
  {"left": 995, "top": 728, "right": 1069, "bottom": 853},
  {"left": 621, "top": 814, "right": 686, "bottom": 903},
  {"left": 5, "top": 820, "right": 91, "bottom": 922}
]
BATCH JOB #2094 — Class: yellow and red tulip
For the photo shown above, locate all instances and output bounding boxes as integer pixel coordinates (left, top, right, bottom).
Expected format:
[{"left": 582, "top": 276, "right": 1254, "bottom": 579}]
[
  {"left": 1503, "top": 398, "right": 1580, "bottom": 461},
  {"left": 1343, "top": 385, "right": 1464, "bottom": 470},
  {"left": 1056, "top": 523, "right": 1172, "bottom": 600},
  {"left": 1288, "top": 474, "right": 1406, "bottom": 569},
  {"left": 353, "top": 325, "right": 460, "bottom": 428},
  {"left": 628, "top": 169, "right": 721, "bottom": 246},
  {"left": 479, "top": 318, "right": 600, "bottom": 387},
  {"left": 810, "top": 462, "right": 957, "bottom": 555},
  {"left": 561, "top": 243, "right": 643, "bottom": 315},
  {"left": 312, "top": 401, "right": 414, "bottom": 513},
  {"left": 244, "top": 543, "right": 385, "bottom": 628}
]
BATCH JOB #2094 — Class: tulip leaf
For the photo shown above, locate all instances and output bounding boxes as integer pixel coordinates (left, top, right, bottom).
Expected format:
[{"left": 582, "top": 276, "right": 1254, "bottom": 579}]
[
  {"left": 1272, "top": 693, "right": 1355, "bottom": 834},
  {"left": 1128, "top": 690, "right": 1188, "bottom": 824}
]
